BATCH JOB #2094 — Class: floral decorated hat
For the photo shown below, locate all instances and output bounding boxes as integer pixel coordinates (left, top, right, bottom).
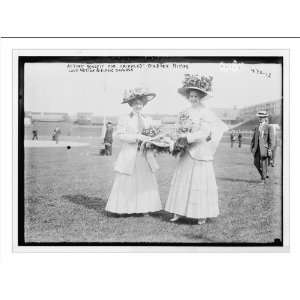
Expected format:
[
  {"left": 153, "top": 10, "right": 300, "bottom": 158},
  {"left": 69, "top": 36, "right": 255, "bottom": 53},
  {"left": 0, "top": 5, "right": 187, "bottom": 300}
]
[
  {"left": 121, "top": 87, "right": 156, "bottom": 104},
  {"left": 178, "top": 74, "right": 213, "bottom": 98}
]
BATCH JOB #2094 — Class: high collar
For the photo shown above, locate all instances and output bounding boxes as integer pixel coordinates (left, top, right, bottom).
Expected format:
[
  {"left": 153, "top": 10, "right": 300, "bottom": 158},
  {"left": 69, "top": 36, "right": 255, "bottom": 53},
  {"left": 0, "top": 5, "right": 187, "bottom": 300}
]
[
  {"left": 190, "top": 103, "right": 205, "bottom": 110},
  {"left": 129, "top": 111, "right": 144, "bottom": 118}
]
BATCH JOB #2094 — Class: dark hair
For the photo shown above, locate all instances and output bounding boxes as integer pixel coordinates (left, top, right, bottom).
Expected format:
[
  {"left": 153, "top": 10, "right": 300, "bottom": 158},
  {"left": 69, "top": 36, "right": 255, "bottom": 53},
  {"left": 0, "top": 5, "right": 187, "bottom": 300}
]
[
  {"left": 187, "top": 88, "right": 207, "bottom": 99},
  {"left": 128, "top": 97, "right": 146, "bottom": 107}
]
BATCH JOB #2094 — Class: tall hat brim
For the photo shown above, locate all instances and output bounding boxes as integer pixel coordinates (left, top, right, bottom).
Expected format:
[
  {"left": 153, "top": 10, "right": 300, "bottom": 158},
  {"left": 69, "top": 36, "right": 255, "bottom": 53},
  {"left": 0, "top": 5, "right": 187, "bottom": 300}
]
[
  {"left": 177, "top": 86, "right": 212, "bottom": 99},
  {"left": 121, "top": 93, "right": 156, "bottom": 104},
  {"left": 256, "top": 111, "right": 269, "bottom": 118}
]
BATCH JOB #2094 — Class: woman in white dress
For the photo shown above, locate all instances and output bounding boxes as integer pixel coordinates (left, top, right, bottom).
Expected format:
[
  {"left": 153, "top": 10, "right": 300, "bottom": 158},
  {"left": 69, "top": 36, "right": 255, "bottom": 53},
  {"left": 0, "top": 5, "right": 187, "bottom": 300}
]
[
  {"left": 165, "top": 75, "right": 228, "bottom": 224},
  {"left": 105, "top": 88, "right": 162, "bottom": 215}
]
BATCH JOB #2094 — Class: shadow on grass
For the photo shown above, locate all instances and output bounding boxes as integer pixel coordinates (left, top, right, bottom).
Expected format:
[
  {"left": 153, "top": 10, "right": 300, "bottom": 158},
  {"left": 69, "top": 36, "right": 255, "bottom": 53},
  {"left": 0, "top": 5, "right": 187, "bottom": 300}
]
[
  {"left": 217, "top": 177, "right": 261, "bottom": 184},
  {"left": 62, "top": 194, "right": 106, "bottom": 214},
  {"left": 230, "top": 162, "right": 252, "bottom": 166},
  {"left": 62, "top": 195, "right": 157, "bottom": 219},
  {"left": 181, "top": 232, "right": 216, "bottom": 242},
  {"left": 149, "top": 211, "right": 218, "bottom": 226},
  {"left": 148, "top": 210, "right": 173, "bottom": 223}
]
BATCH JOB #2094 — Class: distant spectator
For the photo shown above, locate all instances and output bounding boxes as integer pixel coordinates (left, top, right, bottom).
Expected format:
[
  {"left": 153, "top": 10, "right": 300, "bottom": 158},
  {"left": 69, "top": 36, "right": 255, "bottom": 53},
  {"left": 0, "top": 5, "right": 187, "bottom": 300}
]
[
  {"left": 32, "top": 129, "right": 38, "bottom": 140},
  {"left": 230, "top": 130, "right": 235, "bottom": 148},
  {"left": 52, "top": 127, "right": 61, "bottom": 144},
  {"left": 238, "top": 130, "right": 242, "bottom": 148},
  {"left": 103, "top": 122, "right": 114, "bottom": 156}
]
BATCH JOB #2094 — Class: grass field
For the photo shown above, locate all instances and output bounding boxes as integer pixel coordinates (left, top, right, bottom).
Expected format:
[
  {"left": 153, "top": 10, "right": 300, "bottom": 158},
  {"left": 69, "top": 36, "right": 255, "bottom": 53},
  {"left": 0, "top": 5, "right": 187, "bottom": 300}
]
[{"left": 24, "top": 137, "right": 282, "bottom": 244}]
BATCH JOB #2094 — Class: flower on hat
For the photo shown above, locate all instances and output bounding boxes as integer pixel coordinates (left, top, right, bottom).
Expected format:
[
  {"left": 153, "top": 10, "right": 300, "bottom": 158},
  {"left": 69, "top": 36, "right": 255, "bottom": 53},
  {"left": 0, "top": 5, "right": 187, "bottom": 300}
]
[
  {"left": 122, "top": 87, "right": 156, "bottom": 104},
  {"left": 124, "top": 87, "right": 149, "bottom": 100},
  {"left": 182, "top": 74, "right": 213, "bottom": 93}
]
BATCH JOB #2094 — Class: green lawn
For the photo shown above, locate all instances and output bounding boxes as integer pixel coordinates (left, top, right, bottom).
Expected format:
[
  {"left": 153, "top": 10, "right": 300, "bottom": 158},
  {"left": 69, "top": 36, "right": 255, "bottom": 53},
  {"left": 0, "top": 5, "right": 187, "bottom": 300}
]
[{"left": 24, "top": 137, "right": 282, "bottom": 243}]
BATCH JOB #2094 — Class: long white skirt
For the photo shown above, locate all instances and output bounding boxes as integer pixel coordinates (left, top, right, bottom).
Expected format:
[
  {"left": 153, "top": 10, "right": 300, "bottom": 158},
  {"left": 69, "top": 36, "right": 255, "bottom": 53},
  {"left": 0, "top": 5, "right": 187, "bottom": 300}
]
[
  {"left": 165, "top": 153, "right": 219, "bottom": 219},
  {"left": 105, "top": 153, "right": 162, "bottom": 214}
]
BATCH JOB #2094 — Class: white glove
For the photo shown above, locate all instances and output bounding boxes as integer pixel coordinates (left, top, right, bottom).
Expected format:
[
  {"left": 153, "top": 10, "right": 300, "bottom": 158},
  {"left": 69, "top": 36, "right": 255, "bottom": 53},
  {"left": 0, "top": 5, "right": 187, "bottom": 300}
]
[{"left": 141, "top": 134, "right": 153, "bottom": 142}]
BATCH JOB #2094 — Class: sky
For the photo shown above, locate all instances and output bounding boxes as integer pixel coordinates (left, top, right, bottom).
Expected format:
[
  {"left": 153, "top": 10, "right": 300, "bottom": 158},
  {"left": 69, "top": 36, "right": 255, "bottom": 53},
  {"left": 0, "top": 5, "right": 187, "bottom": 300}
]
[{"left": 24, "top": 61, "right": 282, "bottom": 116}]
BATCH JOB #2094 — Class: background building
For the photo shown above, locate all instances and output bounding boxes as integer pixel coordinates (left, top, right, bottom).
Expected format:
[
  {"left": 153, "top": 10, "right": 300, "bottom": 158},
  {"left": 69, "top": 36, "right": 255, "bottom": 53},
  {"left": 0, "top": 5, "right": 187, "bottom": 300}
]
[
  {"left": 26, "top": 112, "right": 70, "bottom": 122},
  {"left": 91, "top": 116, "right": 104, "bottom": 125},
  {"left": 238, "top": 99, "right": 281, "bottom": 120},
  {"left": 212, "top": 107, "right": 241, "bottom": 125},
  {"left": 76, "top": 112, "right": 93, "bottom": 125}
]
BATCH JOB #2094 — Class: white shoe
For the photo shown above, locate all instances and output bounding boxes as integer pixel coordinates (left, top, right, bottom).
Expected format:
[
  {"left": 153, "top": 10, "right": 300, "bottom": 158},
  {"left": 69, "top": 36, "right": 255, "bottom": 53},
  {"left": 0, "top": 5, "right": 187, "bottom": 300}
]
[
  {"left": 197, "top": 219, "right": 206, "bottom": 225},
  {"left": 170, "top": 215, "right": 180, "bottom": 222}
]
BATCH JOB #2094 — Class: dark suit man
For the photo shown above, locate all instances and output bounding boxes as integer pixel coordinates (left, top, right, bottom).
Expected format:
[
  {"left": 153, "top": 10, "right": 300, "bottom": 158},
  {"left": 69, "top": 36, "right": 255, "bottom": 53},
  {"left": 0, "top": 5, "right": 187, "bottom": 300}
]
[
  {"left": 32, "top": 129, "right": 38, "bottom": 140},
  {"left": 238, "top": 131, "right": 242, "bottom": 148},
  {"left": 104, "top": 122, "right": 114, "bottom": 156},
  {"left": 250, "top": 111, "right": 275, "bottom": 183}
]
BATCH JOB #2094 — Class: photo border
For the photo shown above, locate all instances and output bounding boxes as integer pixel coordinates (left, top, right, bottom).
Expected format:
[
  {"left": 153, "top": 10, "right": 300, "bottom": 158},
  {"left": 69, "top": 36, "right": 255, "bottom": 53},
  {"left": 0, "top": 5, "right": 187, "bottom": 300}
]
[{"left": 12, "top": 48, "right": 290, "bottom": 252}]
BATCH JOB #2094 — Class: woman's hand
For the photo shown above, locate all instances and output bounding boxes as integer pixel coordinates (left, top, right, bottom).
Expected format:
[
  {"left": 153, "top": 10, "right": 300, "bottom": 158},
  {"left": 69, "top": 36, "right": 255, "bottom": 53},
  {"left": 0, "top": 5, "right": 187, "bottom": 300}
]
[
  {"left": 206, "top": 131, "right": 212, "bottom": 142},
  {"left": 175, "top": 136, "right": 188, "bottom": 147},
  {"left": 178, "top": 133, "right": 187, "bottom": 139},
  {"left": 137, "top": 134, "right": 151, "bottom": 143}
]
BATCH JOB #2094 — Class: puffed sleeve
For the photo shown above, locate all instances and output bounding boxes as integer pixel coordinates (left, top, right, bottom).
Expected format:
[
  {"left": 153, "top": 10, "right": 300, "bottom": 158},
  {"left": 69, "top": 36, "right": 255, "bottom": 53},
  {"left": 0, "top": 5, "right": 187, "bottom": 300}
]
[
  {"left": 186, "top": 108, "right": 228, "bottom": 145},
  {"left": 115, "top": 116, "right": 139, "bottom": 143},
  {"left": 204, "top": 109, "right": 228, "bottom": 148}
]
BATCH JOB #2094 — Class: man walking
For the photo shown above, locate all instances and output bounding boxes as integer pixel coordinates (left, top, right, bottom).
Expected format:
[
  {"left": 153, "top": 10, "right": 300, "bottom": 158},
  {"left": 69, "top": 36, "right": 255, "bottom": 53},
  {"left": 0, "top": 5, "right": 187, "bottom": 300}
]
[{"left": 250, "top": 111, "right": 275, "bottom": 183}]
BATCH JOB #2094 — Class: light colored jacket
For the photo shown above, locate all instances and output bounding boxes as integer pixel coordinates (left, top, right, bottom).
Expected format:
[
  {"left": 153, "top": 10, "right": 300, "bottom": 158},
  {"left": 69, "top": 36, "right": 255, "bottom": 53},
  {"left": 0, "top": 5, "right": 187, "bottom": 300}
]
[
  {"left": 183, "top": 107, "right": 228, "bottom": 161},
  {"left": 113, "top": 113, "right": 159, "bottom": 175}
]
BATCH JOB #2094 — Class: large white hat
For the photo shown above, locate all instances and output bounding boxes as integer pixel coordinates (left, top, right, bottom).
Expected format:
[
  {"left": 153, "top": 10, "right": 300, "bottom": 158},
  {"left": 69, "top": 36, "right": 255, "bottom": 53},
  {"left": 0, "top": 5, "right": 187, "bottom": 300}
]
[
  {"left": 178, "top": 74, "right": 213, "bottom": 98},
  {"left": 122, "top": 88, "right": 156, "bottom": 104}
]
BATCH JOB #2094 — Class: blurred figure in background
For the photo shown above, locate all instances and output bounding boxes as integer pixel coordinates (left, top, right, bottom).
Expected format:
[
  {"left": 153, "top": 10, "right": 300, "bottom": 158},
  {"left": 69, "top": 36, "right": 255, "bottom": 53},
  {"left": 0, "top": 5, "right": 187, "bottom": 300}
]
[
  {"left": 238, "top": 130, "right": 242, "bottom": 148},
  {"left": 230, "top": 130, "right": 235, "bottom": 148},
  {"left": 52, "top": 127, "right": 61, "bottom": 144},
  {"left": 32, "top": 129, "right": 38, "bottom": 140},
  {"left": 104, "top": 121, "right": 114, "bottom": 156}
]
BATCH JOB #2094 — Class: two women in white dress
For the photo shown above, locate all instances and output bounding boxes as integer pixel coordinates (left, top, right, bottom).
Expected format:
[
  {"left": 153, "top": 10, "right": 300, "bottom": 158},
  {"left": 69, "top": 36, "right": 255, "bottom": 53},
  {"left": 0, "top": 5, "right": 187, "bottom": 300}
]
[{"left": 105, "top": 77, "right": 228, "bottom": 224}]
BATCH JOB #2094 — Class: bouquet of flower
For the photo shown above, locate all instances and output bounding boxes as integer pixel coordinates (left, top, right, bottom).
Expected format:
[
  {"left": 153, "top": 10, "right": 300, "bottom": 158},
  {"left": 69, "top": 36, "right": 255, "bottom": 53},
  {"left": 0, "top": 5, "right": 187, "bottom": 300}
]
[
  {"left": 177, "top": 111, "right": 193, "bottom": 133},
  {"left": 171, "top": 136, "right": 189, "bottom": 157},
  {"left": 171, "top": 111, "right": 212, "bottom": 157},
  {"left": 171, "top": 111, "right": 193, "bottom": 157},
  {"left": 138, "top": 127, "right": 172, "bottom": 154}
]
